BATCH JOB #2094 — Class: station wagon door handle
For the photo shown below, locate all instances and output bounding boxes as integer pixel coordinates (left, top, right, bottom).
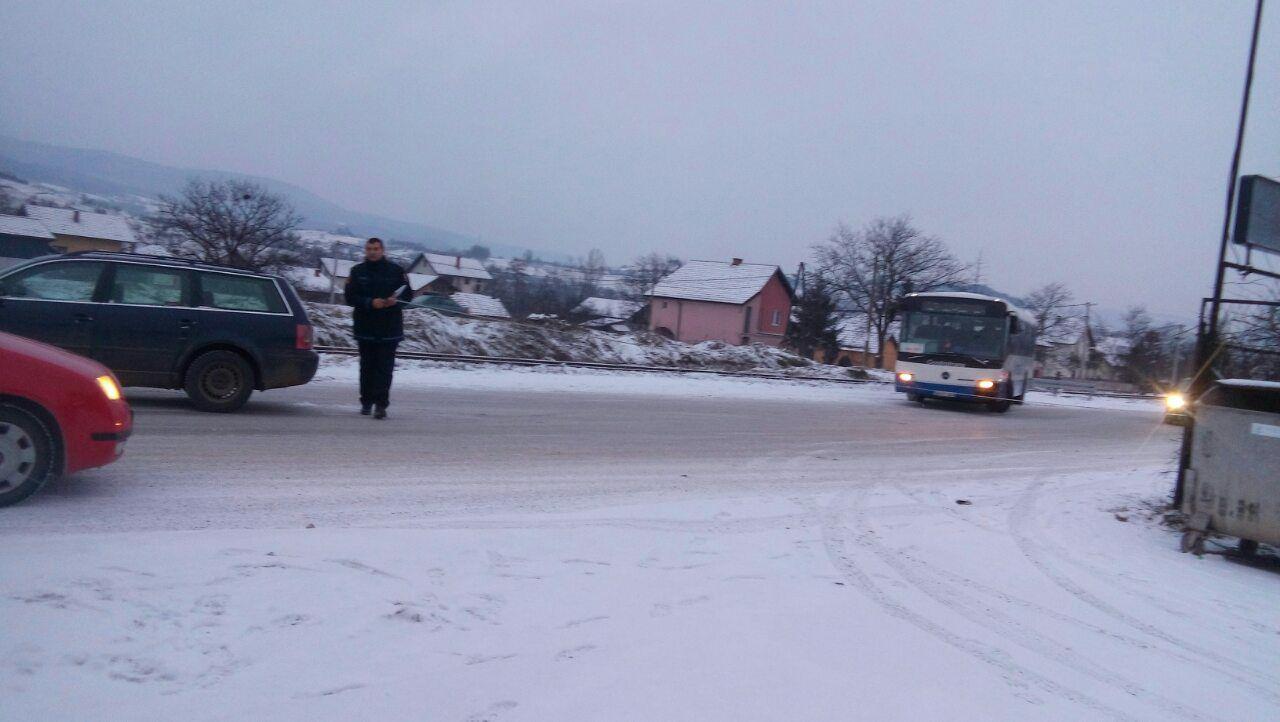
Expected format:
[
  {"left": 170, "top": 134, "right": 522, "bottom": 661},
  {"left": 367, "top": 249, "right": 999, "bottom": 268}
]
[
  {"left": 73, "top": 312, "right": 93, "bottom": 323},
  {"left": 179, "top": 319, "right": 199, "bottom": 329}
]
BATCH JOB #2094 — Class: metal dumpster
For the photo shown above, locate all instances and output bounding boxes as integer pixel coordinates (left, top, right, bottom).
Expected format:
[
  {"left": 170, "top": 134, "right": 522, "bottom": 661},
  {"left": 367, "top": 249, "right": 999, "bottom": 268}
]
[{"left": 1181, "top": 379, "right": 1280, "bottom": 555}]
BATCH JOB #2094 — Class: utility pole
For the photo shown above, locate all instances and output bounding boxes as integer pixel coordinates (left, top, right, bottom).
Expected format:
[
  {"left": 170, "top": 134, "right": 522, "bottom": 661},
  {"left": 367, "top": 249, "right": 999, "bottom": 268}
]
[
  {"left": 1077, "top": 302, "right": 1094, "bottom": 380},
  {"left": 1177, "top": 0, "right": 1265, "bottom": 507}
]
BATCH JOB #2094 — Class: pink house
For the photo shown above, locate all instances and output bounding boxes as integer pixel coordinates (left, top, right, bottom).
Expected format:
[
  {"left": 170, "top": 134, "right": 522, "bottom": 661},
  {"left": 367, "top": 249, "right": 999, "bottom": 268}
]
[{"left": 647, "top": 259, "right": 795, "bottom": 347}]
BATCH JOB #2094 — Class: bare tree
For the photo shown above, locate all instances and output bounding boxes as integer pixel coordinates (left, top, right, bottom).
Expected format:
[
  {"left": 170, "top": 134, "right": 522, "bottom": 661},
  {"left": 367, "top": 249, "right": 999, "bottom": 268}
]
[
  {"left": 149, "top": 179, "right": 303, "bottom": 272},
  {"left": 1024, "top": 282, "right": 1075, "bottom": 357},
  {"left": 581, "top": 248, "right": 607, "bottom": 291},
  {"left": 1224, "top": 290, "right": 1280, "bottom": 379},
  {"left": 814, "top": 215, "right": 966, "bottom": 367},
  {"left": 624, "top": 252, "right": 682, "bottom": 299}
]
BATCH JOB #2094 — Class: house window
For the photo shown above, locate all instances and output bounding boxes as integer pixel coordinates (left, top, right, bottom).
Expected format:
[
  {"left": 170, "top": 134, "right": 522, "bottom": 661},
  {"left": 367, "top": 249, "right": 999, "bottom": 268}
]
[
  {"left": 662, "top": 301, "right": 668, "bottom": 309},
  {"left": 742, "top": 306, "right": 753, "bottom": 334},
  {"left": 771, "top": 309, "right": 781, "bottom": 326}
]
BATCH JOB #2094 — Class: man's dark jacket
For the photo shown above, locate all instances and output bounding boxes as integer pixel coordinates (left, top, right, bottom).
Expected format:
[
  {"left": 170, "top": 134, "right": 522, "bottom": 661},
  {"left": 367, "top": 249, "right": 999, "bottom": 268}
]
[{"left": 344, "top": 258, "right": 413, "bottom": 342}]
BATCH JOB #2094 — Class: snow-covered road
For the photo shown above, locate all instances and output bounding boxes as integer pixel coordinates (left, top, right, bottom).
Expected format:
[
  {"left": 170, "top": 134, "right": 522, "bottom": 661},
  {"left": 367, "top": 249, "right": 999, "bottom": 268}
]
[{"left": 3, "top": 360, "right": 1277, "bottom": 720}]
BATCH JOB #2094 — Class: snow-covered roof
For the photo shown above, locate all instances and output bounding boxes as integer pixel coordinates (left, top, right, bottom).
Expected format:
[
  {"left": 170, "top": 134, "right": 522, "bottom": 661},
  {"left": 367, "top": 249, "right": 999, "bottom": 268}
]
[
  {"left": 451, "top": 292, "right": 510, "bottom": 319},
  {"left": 835, "top": 316, "right": 898, "bottom": 354},
  {"left": 320, "top": 257, "right": 358, "bottom": 279},
  {"left": 573, "top": 296, "right": 643, "bottom": 319},
  {"left": 416, "top": 253, "right": 492, "bottom": 280},
  {"left": 319, "top": 259, "right": 437, "bottom": 292},
  {"left": 0, "top": 214, "right": 55, "bottom": 239},
  {"left": 24, "top": 206, "right": 136, "bottom": 244},
  {"left": 649, "top": 260, "right": 789, "bottom": 305},
  {"left": 1095, "top": 336, "right": 1131, "bottom": 366},
  {"left": 407, "top": 273, "right": 438, "bottom": 291},
  {"left": 282, "top": 265, "right": 332, "bottom": 293}
]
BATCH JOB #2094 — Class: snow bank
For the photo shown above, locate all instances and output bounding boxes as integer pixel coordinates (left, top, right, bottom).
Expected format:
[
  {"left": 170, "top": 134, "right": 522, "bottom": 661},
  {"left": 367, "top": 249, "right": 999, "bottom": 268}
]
[
  {"left": 1026, "top": 390, "right": 1165, "bottom": 413},
  {"left": 307, "top": 302, "right": 863, "bottom": 380},
  {"left": 315, "top": 354, "right": 884, "bottom": 403}
]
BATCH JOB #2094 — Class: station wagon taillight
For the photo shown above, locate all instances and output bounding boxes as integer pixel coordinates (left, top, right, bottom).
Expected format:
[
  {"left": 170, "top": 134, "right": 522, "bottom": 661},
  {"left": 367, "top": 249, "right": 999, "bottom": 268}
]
[{"left": 296, "top": 324, "right": 314, "bottom": 350}]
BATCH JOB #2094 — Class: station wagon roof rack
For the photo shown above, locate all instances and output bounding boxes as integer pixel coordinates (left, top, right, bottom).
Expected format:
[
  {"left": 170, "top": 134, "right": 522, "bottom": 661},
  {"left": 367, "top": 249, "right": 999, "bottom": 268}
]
[{"left": 60, "top": 251, "right": 277, "bottom": 277}]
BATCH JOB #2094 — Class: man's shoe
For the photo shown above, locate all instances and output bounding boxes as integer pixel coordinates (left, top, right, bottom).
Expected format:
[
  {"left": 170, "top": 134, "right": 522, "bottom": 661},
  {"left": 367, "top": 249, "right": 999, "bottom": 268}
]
[
  {"left": 374, "top": 406, "right": 387, "bottom": 420},
  {"left": 360, "top": 404, "right": 372, "bottom": 416}
]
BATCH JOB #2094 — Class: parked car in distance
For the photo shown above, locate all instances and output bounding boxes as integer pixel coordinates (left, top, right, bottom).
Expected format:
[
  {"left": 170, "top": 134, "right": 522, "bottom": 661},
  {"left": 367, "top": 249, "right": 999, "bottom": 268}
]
[
  {"left": 1163, "top": 380, "right": 1191, "bottom": 426},
  {"left": 0, "top": 252, "right": 319, "bottom": 411},
  {"left": 0, "top": 331, "right": 133, "bottom": 506}
]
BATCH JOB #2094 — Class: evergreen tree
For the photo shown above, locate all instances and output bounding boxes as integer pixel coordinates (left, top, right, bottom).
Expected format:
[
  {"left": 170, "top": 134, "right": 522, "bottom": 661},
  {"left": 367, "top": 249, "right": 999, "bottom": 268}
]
[{"left": 787, "top": 272, "right": 841, "bottom": 360}]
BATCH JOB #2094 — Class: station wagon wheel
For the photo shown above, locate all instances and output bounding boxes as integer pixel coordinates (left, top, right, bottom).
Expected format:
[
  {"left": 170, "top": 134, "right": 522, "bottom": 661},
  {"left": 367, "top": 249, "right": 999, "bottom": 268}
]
[
  {"left": 0, "top": 405, "right": 55, "bottom": 507},
  {"left": 184, "top": 350, "right": 255, "bottom": 412}
]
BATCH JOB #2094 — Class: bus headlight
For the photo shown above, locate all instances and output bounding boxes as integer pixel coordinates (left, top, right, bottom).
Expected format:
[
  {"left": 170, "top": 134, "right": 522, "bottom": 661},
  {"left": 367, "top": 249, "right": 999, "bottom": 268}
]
[
  {"left": 898, "top": 372, "right": 914, "bottom": 383},
  {"left": 1165, "top": 393, "right": 1186, "bottom": 411},
  {"left": 976, "top": 379, "right": 996, "bottom": 390}
]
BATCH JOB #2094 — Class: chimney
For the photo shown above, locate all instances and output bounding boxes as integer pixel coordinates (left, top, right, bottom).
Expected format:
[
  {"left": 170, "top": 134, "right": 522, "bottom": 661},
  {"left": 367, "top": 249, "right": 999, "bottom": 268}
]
[
  {"left": 731, "top": 257, "right": 743, "bottom": 266},
  {"left": 73, "top": 210, "right": 81, "bottom": 223},
  {"left": 455, "top": 255, "right": 462, "bottom": 268}
]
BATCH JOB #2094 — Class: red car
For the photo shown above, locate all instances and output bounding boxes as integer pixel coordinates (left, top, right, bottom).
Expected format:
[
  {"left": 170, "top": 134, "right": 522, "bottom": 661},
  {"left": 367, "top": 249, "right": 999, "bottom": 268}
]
[{"left": 0, "top": 331, "right": 132, "bottom": 506}]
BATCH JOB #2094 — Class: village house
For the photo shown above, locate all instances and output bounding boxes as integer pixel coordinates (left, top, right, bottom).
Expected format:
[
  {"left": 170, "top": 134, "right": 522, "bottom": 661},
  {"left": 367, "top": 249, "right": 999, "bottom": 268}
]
[
  {"left": 1036, "top": 317, "right": 1130, "bottom": 382},
  {"left": 315, "top": 256, "right": 438, "bottom": 302},
  {"left": 24, "top": 206, "right": 136, "bottom": 253},
  {"left": 0, "top": 213, "right": 56, "bottom": 269},
  {"left": 406, "top": 253, "right": 492, "bottom": 294},
  {"left": 648, "top": 259, "right": 794, "bottom": 347},
  {"left": 815, "top": 316, "right": 899, "bottom": 369}
]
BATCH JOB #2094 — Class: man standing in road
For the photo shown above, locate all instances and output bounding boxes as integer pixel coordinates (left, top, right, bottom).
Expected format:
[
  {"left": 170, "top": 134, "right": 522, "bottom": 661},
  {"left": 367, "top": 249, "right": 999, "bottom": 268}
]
[{"left": 344, "top": 237, "right": 412, "bottom": 419}]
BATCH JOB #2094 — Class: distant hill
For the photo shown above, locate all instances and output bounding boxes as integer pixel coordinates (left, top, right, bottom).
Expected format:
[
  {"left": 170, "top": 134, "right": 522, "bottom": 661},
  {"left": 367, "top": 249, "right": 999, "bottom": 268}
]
[{"left": 0, "top": 134, "right": 541, "bottom": 259}]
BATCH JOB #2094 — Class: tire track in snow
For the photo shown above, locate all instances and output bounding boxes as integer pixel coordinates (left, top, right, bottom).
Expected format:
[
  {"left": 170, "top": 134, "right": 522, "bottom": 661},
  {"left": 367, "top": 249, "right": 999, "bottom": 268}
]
[
  {"left": 844, "top": 489, "right": 1217, "bottom": 721},
  {"left": 1009, "top": 476, "right": 1280, "bottom": 703},
  {"left": 817, "top": 488, "right": 1135, "bottom": 721}
]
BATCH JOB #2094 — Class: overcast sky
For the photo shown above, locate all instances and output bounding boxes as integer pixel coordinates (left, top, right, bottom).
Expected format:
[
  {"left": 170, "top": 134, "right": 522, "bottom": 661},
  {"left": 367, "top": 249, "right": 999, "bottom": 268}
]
[{"left": 1, "top": 1, "right": 1277, "bottom": 317}]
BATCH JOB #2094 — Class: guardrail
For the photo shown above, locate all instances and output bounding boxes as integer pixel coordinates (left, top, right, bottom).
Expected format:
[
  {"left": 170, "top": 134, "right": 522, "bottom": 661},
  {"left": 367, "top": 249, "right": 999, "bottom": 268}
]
[
  {"left": 1028, "top": 380, "right": 1161, "bottom": 400},
  {"left": 314, "top": 345, "right": 878, "bottom": 385}
]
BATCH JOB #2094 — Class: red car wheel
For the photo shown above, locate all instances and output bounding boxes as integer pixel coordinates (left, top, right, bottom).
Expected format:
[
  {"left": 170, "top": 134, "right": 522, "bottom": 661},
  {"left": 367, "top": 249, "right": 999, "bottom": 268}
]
[{"left": 0, "top": 404, "right": 56, "bottom": 507}]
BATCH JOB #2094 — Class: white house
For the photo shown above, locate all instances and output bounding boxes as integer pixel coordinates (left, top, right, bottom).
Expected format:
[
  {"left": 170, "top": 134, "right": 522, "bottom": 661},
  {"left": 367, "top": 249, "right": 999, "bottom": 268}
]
[{"left": 406, "top": 253, "right": 492, "bottom": 294}]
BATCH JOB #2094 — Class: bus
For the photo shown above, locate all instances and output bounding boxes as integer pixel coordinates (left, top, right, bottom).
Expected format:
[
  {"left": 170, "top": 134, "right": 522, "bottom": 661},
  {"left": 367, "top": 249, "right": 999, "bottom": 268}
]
[{"left": 893, "top": 292, "right": 1037, "bottom": 412}]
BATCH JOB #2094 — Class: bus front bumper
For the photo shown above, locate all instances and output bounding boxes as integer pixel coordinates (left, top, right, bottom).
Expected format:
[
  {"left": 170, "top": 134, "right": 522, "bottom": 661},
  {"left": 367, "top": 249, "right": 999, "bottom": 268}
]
[{"left": 897, "top": 380, "right": 1001, "bottom": 402}]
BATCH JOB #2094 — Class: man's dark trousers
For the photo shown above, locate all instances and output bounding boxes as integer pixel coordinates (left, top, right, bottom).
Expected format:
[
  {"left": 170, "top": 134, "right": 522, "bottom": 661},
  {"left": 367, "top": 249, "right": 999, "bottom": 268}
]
[{"left": 358, "top": 340, "right": 398, "bottom": 408}]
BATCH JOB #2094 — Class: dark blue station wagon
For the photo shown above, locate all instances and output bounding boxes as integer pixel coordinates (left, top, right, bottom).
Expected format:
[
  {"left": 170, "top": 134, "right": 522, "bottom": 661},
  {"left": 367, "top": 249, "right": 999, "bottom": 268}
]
[{"left": 0, "top": 252, "right": 319, "bottom": 411}]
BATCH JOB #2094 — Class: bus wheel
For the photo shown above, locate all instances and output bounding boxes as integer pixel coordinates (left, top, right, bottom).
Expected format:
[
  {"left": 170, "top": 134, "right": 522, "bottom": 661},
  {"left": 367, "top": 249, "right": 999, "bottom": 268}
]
[
  {"left": 907, "top": 393, "right": 924, "bottom": 403},
  {"left": 991, "top": 399, "right": 1012, "bottom": 413}
]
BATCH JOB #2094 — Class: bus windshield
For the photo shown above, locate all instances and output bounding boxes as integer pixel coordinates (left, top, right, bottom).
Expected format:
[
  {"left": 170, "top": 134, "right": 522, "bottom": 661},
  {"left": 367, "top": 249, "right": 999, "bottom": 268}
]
[{"left": 900, "top": 311, "right": 1007, "bottom": 360}]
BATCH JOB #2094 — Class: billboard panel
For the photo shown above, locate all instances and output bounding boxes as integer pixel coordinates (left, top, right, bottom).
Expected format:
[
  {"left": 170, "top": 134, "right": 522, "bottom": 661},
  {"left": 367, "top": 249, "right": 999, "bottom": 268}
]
[{"left": 1233, "top": 175, "right": 1280, "bottom": 254}]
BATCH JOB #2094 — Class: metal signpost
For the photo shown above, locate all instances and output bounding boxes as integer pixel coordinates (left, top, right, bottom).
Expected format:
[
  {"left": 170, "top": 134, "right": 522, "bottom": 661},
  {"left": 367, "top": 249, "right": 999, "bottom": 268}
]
[{"left": 1175, "top": 0, "right": 1272, "bottom": 507}]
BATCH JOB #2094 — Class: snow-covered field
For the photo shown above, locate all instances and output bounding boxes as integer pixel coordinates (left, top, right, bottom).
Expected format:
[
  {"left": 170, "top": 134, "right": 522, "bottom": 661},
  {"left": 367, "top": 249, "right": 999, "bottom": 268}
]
[{"left": 2, "top": 364, "right": 1275, "bottom": 721}]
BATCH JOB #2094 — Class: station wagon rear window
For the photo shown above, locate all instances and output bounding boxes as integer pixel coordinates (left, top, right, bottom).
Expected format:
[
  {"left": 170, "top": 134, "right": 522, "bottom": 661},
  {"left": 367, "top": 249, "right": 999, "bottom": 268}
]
[{"left": 199, "top": 272, "right": 286, "bottom": 313}]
